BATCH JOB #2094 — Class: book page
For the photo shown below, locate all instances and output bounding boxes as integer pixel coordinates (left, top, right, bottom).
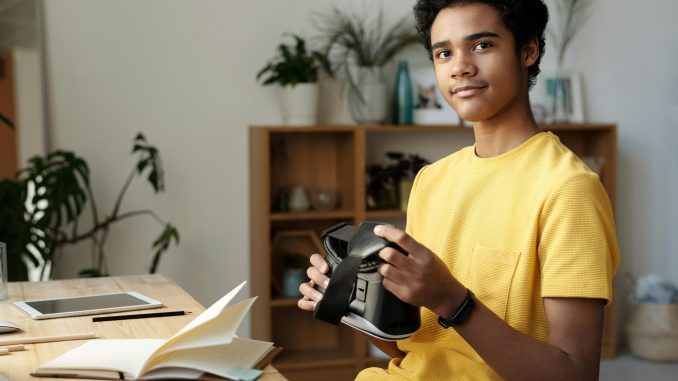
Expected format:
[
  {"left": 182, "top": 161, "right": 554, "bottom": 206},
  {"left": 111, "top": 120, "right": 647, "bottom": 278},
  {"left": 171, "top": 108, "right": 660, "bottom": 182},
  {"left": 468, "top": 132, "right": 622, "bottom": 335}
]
[
  {"left": 141, "top": 281, "right": 255, "bottom": 372},
  {"left": 173, "top": 281, "right": 247, "bottom": 338},
  {"left": 35, "top": 339, "right": 165, "bottom": 378},
  {"left": 144, "top": 337, "right": 272, "bottom": 380}
]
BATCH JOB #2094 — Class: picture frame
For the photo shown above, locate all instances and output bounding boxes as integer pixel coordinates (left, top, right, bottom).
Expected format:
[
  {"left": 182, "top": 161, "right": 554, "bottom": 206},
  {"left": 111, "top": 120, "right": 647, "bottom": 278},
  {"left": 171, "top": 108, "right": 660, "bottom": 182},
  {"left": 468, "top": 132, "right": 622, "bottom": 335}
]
[
  {"left": 409, "top": 66, "right": 462, "bottom": 125},
  {"left": 543, "top": 72, "right": 585, "bottom": 123}
]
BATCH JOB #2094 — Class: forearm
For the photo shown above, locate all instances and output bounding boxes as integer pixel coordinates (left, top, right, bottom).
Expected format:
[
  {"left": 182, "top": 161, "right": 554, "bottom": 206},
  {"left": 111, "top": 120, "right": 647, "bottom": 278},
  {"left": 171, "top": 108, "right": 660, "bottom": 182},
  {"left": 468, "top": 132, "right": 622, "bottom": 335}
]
[{"left": 450, "top": 300, "right": 600, "bottom": 381}]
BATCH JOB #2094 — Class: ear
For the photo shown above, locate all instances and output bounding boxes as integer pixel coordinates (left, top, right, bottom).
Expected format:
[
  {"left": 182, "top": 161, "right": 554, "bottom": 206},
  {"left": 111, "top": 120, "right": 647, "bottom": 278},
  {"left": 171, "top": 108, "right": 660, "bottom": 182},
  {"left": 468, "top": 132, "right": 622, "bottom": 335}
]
[{"left": 522, "top": 36, "right": 540, "bottom": 67}]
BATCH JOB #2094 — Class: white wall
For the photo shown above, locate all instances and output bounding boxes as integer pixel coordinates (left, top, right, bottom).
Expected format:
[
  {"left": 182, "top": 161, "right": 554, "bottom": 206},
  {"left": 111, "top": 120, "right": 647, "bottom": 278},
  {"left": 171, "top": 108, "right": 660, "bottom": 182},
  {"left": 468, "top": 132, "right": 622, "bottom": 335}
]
[
  {"left": 41, "top": 0, "right": 678, "bottom": 338},
  {"left": 13, "top": 47, "right": 45, "bottom": 164}
]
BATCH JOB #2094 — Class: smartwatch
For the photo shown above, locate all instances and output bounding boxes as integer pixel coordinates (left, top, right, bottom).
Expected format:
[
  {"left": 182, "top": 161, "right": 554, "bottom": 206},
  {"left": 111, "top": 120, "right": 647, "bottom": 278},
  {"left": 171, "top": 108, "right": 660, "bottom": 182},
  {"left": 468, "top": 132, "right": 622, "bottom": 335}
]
[{"left": 438, "top": 289, "right": 475, "bottom": 328}]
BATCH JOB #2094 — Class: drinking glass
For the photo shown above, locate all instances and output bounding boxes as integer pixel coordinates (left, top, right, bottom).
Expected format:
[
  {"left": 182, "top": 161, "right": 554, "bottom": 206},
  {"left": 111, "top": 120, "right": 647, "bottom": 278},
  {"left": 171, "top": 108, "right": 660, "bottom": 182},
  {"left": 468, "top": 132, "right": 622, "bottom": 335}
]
[{"left": 0, "top": 242, "right": 8, "bottom": 300}]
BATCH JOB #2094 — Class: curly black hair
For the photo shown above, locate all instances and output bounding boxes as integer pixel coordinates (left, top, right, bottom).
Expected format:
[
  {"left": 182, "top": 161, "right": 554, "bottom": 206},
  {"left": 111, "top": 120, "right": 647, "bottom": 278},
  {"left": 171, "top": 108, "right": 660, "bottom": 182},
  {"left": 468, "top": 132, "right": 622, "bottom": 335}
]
[{"left": 413, "top": 0, "right": 549, "bottom": 89}]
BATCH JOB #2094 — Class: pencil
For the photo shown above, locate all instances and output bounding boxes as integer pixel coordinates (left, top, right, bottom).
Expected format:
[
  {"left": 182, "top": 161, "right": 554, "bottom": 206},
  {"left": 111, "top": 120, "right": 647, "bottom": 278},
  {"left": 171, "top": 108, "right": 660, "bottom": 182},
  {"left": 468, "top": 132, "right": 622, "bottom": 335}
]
[
  {"left": 92, "top": 310, "right": 188, "bottom": 322},
  {"left": 0, "top": 332, "right": 96, "bottom": 346}
]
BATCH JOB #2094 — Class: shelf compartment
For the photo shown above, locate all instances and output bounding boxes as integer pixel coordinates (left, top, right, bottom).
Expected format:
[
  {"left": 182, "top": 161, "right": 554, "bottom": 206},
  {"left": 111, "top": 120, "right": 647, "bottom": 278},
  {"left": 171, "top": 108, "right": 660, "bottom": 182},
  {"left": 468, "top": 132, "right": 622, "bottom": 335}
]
[
  {"left": 272, "top": 307, "right": 355, "bottom": 359},
  {"left": 269, "top": 131, "right": 356, "bottom": 214},
  {"left": 270, "top": 229, "right": 323, "bottom": 299}
]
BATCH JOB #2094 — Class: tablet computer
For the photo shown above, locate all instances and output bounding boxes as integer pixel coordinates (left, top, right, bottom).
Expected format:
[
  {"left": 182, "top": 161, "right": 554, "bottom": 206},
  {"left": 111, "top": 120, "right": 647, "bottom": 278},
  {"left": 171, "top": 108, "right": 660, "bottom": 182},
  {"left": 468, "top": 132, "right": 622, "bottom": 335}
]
[{"left": 13, "top": 291, "right": 163, "bottom": 320}]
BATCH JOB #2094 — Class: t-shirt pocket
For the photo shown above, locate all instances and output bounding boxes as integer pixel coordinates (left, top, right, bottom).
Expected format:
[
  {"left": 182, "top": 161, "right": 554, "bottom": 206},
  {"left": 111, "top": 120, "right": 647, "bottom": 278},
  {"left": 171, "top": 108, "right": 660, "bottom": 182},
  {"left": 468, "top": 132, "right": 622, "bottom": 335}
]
[{"left": 468, "top": 245, "right": 521, "bottom": 320}]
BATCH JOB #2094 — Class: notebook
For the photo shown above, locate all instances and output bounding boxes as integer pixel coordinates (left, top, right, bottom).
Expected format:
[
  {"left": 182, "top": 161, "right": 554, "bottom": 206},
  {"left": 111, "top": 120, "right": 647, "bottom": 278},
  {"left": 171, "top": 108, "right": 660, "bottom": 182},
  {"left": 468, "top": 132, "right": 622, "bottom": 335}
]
[{"left": 32, "top": 281, "right": 275, "bottom": 380}]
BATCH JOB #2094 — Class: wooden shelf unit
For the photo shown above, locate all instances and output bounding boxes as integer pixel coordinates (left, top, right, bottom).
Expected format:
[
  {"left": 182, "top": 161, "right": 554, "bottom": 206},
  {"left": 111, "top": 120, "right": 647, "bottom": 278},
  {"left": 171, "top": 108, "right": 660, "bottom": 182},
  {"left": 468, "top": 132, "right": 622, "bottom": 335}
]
[{"left": 250, "top": 124, "right": 618, "bottom": 380}]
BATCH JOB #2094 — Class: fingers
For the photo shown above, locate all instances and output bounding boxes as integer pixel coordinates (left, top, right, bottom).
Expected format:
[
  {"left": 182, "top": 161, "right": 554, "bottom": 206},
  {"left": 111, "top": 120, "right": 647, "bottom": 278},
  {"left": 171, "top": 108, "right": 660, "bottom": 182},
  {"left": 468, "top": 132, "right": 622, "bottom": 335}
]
[
  {"left": 381, "top": 277, "right": 410, "bottom": 302},
  {"left": 299, "top": 280, "right": 324, "bottom": 302},
  {"left": 378, "top": 247, "right": 409, "bottom": 268},
  {"left": 310, "top": 253, "right": 330, "bottom": 274},
  {"left": 297, "top": 297, "right": 316, "bottom": 311},
  {"left": 378, "top": 261, "right": 409, "bottom": 285},
  {"left": 299, "top": 254, "right": 330, "bottom": 312},
  {"left": 373, "top": 224, "right": 419, "bottom": 255},
  {"left": 297, "top": 280, "right": 323, "bottom": 311},
  {"left": 307, "top": 265, "right": 330, "bottom": 289}
]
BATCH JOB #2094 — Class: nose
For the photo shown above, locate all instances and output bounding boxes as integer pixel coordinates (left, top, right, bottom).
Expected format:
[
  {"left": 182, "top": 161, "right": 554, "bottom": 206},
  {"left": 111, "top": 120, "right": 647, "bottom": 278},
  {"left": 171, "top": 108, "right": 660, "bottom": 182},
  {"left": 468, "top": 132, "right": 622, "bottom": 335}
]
[{"left": 450, "top": 52, "right": 476, "bottom": 79}]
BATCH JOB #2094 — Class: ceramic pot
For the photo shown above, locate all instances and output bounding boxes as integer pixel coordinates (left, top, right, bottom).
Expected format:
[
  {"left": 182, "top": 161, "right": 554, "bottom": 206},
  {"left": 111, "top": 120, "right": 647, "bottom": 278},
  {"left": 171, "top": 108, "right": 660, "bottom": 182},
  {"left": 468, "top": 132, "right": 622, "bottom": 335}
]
[
  {"left": 277, "top": 83, "right": 319, "bottom": 125},
  {"left": 288, "top": 186, "right": 311, "bottom": 211},
  {"left": 348, "top": 66, "right": 388, "bottom": 124}
]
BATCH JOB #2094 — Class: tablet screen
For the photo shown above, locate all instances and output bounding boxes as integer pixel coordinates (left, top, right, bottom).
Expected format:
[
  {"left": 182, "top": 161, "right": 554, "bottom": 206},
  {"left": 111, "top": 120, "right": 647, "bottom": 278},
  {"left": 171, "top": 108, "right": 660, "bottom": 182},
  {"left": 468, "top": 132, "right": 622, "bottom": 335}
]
[{"left": 25, "top": 293, "right": 153, "bottom": 314}]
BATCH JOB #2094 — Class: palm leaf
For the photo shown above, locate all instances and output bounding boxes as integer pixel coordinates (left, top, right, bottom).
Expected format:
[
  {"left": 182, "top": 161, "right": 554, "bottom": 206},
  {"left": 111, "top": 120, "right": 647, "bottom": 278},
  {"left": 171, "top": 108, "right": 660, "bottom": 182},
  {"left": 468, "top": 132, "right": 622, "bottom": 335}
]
[
  {"left": 16, "top": 151, "right": 90, "bottom": 268},
  {"left": 20, "top": 151, "right": 89, "bottom": 232},
  {"left": 132, "top": 133, "right": 165, "bottom": 193},
  {"left": 149, "top": 223, "right": 180, "bottom": 274},
  {"left": 0, "top": 179, "right": 32, "bottom": 281}
]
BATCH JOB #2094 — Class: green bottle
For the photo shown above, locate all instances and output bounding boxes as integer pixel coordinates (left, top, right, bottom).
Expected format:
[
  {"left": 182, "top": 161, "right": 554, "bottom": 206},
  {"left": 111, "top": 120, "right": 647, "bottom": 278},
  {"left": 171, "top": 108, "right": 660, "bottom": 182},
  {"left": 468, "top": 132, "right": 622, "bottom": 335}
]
[{"left": 393, "top": 60, "right": 414, "bottom": 125}]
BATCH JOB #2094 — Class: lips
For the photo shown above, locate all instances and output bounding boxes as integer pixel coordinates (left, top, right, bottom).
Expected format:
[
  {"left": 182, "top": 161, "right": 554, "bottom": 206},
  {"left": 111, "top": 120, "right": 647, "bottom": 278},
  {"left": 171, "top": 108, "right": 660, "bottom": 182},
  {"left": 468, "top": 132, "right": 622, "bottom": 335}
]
[{"left": 451, "top": 84, "right": 487, "bottom": 98}]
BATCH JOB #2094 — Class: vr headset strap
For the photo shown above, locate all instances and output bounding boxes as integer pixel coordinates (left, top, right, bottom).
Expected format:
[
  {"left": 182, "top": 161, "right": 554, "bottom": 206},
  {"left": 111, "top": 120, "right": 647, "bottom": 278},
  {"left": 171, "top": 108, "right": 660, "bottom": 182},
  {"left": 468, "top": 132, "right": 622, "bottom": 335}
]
[
  {"left": 314, "top": 224, "right": 361, "bottom": 325},
  {"left": 313, "top": 255, "right": 362, "bottom": 325}
]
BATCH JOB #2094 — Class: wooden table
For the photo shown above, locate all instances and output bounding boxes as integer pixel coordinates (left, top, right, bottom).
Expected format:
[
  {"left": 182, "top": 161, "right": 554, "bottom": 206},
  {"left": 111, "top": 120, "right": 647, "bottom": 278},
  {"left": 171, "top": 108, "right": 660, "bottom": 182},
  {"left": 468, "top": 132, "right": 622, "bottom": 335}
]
[{"left": 0, "top": 274, "right": 286, "bottom": 381}]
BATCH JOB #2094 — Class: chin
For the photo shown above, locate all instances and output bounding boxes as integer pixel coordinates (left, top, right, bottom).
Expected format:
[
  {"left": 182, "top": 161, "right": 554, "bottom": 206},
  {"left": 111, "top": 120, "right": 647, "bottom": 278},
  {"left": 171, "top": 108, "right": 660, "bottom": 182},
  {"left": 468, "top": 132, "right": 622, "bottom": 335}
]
[{"left": 455, "top": 108, "right": 492, "bottom": 123}]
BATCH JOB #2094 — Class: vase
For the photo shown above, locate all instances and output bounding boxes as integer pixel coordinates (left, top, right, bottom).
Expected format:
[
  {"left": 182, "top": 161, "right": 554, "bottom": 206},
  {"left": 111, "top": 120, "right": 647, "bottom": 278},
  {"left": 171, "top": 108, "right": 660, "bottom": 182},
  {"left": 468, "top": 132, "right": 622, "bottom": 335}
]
[
  {"left": 277, "top": 83, "right": 319, "bottom": 125},
  {"left": 288, "top": 186, "right": 310, "bottom": 211},
  {"left": 348, "top": 65, "right": 388, "bottom": 124},
  {"left": 282, "top": 269, "right": 305, "bottom": 298},
  {"left": 546, "top": 76, "right": 572, "bottom": 123},
  {"left": 393, "top": 60, "right": 414, "bottom": 125},
  {"left": 312, "top": 188, "right": 338, "bottom": 211}
]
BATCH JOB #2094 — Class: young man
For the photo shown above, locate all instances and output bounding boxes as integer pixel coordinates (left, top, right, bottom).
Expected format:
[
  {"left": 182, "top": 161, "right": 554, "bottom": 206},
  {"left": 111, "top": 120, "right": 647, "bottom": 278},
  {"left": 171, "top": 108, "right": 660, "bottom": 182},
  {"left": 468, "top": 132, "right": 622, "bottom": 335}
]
[{"left": 299, "top": 1, "right": 619, "bottom": 380}]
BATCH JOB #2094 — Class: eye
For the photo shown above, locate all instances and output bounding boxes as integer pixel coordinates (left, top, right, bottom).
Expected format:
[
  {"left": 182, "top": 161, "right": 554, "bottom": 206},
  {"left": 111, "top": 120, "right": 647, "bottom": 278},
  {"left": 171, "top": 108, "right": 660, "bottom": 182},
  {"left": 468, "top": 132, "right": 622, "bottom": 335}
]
[
  {"left": 473, "top": 41, "right": 493, "bottom": 51},
  {"left": 434, "top": 49, "right": 451, "bottom": 60}
]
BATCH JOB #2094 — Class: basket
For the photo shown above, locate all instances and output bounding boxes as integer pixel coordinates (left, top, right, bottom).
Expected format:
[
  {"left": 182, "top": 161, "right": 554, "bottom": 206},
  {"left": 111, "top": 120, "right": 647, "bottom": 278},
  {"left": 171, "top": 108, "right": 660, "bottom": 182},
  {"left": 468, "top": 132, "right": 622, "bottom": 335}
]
[{"left": 625, "top": 303, "right": 678, "bottom": 361}]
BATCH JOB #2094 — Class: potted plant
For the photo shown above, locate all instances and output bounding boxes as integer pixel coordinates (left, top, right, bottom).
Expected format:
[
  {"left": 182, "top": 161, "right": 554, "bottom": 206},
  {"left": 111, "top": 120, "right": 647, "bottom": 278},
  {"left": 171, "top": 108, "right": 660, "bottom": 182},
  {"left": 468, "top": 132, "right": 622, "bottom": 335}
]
[
  {"left": 257, "top": 33, "right": 332, "bottom": 125},
  {"left": 366, "top": 151, "right": 430, "bottom": 211},
  {"left": 0, "top": 129, "right": 179, "bottom": 281},
  {"left": 546, "top": 0, "right": 593, "bottom": 122},
  {"left": 314, "top": 6, "right": 420, "bottom": 124}
]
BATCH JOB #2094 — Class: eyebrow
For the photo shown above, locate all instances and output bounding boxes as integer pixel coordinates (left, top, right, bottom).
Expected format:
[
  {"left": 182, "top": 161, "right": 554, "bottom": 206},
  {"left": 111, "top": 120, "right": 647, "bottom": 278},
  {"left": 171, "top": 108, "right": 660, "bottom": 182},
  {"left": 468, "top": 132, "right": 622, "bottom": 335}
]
[
  {"left": 430, "top": 31, "right": 500, "bottom": 51},
  {"left": 464, "top": 31, "right": 500, "bottom": 41}
]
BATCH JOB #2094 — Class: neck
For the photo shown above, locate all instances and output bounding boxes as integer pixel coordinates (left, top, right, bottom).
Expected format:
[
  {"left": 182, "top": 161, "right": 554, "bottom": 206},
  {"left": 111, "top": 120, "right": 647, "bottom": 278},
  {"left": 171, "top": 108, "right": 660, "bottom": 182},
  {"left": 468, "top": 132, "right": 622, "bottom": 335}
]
[{"left": 471, "top": 91, "right": 541, "bottom": 158}]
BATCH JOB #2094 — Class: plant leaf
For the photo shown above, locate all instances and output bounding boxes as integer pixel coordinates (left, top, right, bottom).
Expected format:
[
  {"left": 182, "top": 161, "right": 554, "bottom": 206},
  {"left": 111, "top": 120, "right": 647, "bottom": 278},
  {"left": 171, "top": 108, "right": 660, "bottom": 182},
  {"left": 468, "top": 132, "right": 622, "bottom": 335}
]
[
  {"left": 132, "top": 133, "right": 165, "bottom": 193},
  {"left": 0, "top": 112, "right": 14, "bottom": 129},
  {"left": 0, "top": 179, "right": 33, "bottom": 280},
  {"left": 20, "top": 150, "right": 89, "bottom": 236},
  {"left": 149, "top": 223, "right": 180, "bottom": 274}
]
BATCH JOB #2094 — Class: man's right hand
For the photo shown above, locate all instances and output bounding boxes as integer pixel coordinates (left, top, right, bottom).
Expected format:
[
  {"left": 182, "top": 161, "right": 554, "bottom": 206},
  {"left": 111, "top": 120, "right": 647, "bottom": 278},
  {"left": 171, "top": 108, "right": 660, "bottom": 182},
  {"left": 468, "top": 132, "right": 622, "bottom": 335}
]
[{"left": 297, "top": 253, "right": 330, "bottom": 311}]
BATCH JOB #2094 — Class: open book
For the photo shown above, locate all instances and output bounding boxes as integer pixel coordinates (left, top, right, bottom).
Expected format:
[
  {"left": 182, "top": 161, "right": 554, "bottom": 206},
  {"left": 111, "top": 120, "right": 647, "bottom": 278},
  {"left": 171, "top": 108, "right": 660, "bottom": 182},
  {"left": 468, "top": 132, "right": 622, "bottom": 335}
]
[{"left": 32, "top": 281, "right": 275, "bottom": 380}]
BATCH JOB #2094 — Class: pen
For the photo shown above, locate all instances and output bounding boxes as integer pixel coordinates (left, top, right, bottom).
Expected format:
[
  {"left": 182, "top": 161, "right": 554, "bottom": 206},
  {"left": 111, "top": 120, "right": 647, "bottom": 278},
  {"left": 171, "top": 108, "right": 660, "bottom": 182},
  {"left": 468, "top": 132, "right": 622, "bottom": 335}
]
[{"left": 92, "top": 310, "right": 190, "bottom": 322}]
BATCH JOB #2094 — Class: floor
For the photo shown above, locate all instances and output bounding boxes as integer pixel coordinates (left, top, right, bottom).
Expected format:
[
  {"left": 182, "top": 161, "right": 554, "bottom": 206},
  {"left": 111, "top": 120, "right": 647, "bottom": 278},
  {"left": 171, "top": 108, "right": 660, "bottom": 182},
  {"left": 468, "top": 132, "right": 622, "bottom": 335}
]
[{"left": 600, "top": 353, "right": 678, "bottom": 380}]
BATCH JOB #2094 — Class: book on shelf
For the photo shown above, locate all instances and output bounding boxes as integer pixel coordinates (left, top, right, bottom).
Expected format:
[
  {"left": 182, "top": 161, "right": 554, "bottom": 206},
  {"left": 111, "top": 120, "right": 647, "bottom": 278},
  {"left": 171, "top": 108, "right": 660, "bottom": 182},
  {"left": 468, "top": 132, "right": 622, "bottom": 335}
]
[{"left": 32, "top": 281, "right": 278, "bottom": 380}]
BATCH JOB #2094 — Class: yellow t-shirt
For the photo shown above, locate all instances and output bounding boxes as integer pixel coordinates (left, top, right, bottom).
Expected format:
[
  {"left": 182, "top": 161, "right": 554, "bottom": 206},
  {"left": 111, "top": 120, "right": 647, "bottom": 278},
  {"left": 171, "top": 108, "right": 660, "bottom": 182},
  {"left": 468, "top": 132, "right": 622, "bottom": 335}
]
[{"left": 357, "top": 131, "right": 620, "bottom": 380}]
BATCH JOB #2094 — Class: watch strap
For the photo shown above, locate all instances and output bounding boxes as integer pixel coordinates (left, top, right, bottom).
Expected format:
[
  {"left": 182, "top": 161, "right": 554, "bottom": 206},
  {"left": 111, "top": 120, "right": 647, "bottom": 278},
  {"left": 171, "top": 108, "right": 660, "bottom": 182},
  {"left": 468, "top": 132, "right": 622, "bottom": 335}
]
[{"left": 438, "top": 289, "right": 475, "bottom": 328}]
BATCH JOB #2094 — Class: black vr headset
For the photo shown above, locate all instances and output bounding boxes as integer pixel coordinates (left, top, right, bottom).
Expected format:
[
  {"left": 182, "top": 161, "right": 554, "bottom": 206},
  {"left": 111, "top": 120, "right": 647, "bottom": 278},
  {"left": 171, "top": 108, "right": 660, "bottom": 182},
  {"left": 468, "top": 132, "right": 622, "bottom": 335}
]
[{"left": 313, "top": 221, "right": 421, "bottom": 341}]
